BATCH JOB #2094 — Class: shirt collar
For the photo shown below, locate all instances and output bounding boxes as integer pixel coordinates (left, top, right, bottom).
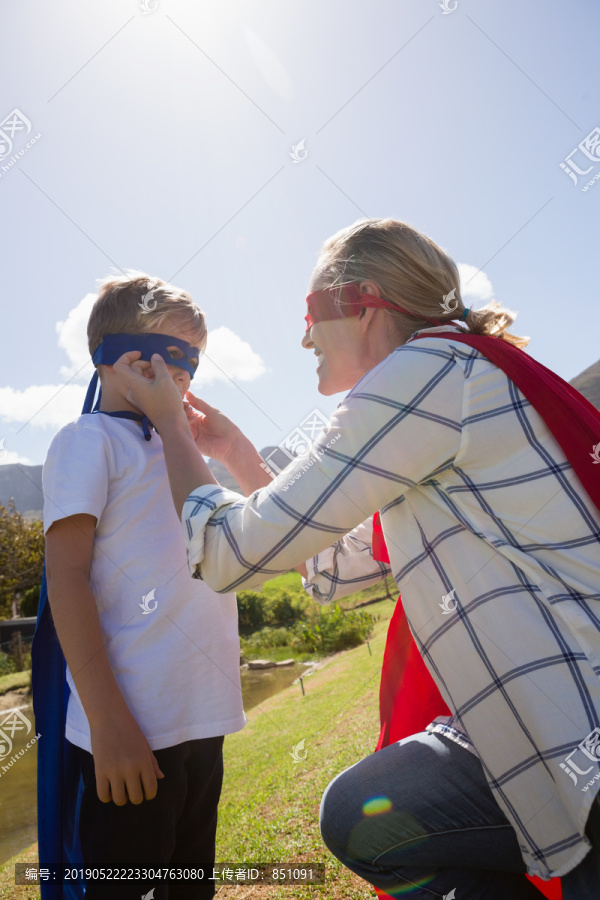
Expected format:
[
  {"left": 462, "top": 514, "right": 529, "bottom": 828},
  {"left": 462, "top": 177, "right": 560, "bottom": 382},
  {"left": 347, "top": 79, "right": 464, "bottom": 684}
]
[{"left": 406, "top": 323, "right": 465, "bottom": 342}]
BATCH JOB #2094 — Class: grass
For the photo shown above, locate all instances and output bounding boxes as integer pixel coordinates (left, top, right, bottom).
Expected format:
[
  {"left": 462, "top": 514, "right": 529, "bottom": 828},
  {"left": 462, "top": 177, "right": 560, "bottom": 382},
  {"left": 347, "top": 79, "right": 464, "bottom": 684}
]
[
  {"left": 0, "top": 576, "right": 398, "bottom": 899},
  {"left": 0, "top": 672, "right": 30, "bottom": 697},
  {"left": 0, "top": 846, "right": 39, "bottom": 900},
  {"left": 213, "top": 599, "right": 395, "bottom": 898}
]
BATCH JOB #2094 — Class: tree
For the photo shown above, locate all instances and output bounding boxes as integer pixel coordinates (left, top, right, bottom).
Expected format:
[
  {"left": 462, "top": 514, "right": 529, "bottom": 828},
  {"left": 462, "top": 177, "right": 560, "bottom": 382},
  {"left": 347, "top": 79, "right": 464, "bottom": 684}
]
[{"left": 0, "top": 502, "right": 44, "bottom": 619}]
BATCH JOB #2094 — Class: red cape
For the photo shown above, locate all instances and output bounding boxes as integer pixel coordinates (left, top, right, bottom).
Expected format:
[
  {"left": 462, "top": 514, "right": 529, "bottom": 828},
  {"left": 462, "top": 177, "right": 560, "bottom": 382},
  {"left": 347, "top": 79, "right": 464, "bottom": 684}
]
[{"left": 370, "top": 329, "right": 600, "bottom": 900}]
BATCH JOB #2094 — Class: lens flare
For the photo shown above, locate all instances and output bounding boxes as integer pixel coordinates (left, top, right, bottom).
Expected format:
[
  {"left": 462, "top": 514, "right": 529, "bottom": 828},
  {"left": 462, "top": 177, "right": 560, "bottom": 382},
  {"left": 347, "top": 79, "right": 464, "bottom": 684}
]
[{"left": 362, "top": 795, "right": 392, "bottom": 816}]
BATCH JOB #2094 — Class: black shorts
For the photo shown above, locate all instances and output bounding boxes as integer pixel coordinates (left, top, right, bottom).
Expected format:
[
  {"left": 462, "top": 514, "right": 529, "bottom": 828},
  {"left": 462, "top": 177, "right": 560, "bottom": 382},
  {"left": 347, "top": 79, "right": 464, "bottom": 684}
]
[{"left": 72, "top": 735, "right": 224, "bottom": 900}]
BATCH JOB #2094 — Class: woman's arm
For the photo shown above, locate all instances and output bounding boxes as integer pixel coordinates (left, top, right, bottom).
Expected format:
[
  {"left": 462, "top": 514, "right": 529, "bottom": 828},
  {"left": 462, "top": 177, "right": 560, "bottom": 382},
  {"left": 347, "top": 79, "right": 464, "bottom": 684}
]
[
  {"left": 115, "top": 344, "right": 463, "bottom": 593},
  {"left": 302, "top": 518, "right": 391, "bottom": 605}
]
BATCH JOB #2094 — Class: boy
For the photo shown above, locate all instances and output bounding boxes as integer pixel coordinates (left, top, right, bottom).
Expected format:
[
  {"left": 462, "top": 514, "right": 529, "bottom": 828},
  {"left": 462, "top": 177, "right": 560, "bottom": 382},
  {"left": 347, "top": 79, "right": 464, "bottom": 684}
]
[{"left": 36, "top": 272, "right": 245, "bottom": 899}]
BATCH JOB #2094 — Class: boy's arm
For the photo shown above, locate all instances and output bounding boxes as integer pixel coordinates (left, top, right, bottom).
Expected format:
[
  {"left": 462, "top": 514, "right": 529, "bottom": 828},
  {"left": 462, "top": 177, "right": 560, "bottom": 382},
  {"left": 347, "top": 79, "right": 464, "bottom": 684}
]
[{"left": 45, "top": 513, "right": 164, "bottom": 805}]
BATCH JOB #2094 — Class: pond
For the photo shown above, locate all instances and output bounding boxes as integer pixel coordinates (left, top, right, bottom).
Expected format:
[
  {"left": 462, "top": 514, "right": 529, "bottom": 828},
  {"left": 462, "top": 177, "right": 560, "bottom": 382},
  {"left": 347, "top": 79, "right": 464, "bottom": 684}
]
[
  {"left": 0, "top": 662, "right": 310, "bottom": 865},
  {"left": 239, "top": 661, "right": 308, "bottom": 711}
]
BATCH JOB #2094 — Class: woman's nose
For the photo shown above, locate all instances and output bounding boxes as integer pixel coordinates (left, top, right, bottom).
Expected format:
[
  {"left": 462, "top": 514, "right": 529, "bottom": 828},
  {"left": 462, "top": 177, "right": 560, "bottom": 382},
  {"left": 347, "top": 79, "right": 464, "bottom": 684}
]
[{"left": 302, "top": 330, "right": 314, "bottom": 350}]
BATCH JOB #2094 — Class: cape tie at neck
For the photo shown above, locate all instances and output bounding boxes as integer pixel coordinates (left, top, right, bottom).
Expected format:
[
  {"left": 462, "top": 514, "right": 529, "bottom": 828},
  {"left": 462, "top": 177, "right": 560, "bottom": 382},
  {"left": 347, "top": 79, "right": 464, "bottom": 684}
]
[{"left": 92, "top": 409, "right": 155, "bottom": 441}]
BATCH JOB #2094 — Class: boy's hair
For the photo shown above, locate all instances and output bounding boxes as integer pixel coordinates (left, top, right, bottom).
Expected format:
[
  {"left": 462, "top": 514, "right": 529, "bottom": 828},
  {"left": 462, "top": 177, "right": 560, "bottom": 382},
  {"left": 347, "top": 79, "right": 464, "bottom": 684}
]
[{"left": 87, "top": 271, "right": 207, "bottom": 365}]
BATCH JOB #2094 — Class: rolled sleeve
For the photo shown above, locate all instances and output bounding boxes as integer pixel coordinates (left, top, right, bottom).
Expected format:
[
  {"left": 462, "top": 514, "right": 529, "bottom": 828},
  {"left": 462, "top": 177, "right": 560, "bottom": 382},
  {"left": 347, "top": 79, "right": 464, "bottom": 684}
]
[
  {"left": 182, "top": 485, "right": 246, "bottom": 579},
  {"left": 303, "top": 518, "right": 391, "bottom": 605}
]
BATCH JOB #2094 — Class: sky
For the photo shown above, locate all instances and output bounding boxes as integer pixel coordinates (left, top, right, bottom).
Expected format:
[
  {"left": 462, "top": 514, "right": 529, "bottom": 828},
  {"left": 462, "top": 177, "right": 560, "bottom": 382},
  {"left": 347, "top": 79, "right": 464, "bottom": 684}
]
[{"left": 1, "top": 0, "right": 599, "bottom": 468}]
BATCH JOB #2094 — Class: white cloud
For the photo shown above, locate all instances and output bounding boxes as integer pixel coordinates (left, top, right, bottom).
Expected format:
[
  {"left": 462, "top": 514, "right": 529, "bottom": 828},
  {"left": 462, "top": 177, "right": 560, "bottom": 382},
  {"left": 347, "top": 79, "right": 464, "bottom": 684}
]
[
  {"left": 458, "top": 263, "right": 495, "bottom": 304},
  {"left": 193, "top": 326, "right": 267, "bottom": 387},
  {"left": 0, "top": 438, "right": 33, "bottom": 465},
  {"left": 0, "top": 384, "right": 87, "bottom": 429},
  {"left": 56, "top": 292, "right": 96, "bottom": 382},
  {"left": 244, "top": 29, "right": 295, "bottom": 101}
]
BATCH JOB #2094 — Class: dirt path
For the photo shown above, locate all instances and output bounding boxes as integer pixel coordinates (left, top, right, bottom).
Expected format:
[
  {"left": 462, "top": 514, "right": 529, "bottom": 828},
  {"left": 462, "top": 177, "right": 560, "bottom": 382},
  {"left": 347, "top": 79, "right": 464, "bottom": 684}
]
[{"left": 0, "top": 689, "right": 30, "bottom": 713}]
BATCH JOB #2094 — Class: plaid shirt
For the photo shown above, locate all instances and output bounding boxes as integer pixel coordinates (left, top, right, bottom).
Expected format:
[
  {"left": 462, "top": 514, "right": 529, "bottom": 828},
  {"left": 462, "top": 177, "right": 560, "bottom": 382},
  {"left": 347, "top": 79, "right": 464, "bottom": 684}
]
[{"left": 183, "top": 324, "right": 600, "bottom": 879}]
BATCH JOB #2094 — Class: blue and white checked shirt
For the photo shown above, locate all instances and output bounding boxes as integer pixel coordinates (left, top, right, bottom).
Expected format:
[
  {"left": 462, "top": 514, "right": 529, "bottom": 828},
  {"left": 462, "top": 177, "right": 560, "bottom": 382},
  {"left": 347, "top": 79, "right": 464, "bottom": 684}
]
[{"left": 183, "top": 325, "right": 600, "bottom": 879}]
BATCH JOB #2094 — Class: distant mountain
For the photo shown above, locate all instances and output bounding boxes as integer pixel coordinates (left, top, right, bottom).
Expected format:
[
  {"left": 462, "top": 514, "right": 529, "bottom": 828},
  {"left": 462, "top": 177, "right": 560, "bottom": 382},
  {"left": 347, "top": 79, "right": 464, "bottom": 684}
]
[
  {"left": 0, "top": 464, "right": 43, "bottom": 518},
  {"left": 570, "top": 359, "right": 600, "bottom": 411}
]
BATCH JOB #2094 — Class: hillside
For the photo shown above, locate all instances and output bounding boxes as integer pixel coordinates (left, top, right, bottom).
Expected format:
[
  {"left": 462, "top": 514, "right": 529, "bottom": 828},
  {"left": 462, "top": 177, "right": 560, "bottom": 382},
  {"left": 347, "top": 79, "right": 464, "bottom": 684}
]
[
  {"left": 570, "top": 358, "right": 600, "bottom": 411},
  {"left": 0, "top": 457, "right": 243, "bottom": 519}
]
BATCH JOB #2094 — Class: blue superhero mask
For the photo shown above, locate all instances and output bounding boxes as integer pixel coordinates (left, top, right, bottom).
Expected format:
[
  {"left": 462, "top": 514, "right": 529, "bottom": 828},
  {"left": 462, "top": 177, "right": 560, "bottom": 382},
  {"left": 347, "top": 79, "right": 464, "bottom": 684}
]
[
  {"left": 84, "top": 332, "right": 200, "bottom": 416},
  {"left": 92, "top": 332, "right": 200, "bottom": 378}
]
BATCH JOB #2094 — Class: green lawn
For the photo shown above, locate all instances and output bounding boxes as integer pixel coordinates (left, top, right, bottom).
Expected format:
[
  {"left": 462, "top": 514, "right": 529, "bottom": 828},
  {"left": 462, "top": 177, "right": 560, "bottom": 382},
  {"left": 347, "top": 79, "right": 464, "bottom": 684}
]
[
  {"left": 214, "top": 598, "right": 395, "bottom": 898},
  {"left": 0, "top": 671, "right": 30, "bottom": 696}
]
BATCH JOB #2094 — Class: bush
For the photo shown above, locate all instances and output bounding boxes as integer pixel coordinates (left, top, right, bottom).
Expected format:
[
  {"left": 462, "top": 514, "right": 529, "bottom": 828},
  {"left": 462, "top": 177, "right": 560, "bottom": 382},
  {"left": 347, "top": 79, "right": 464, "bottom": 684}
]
[
  {"left": 299, "top": 605, "right": 377, "bottom": 654},
  {"left": 20, "top": 584, "right": 41, "bottom": 618},
  {"left": 236, "top": 591, "right": 266, "bottom": 630},
  {"left": 263, "top": 588, "right": 306, "bottom": 625},
  {"left": 0, "top": 650, "right": 16, "bottom": 676},
  {"left": 241, "top": 626, "right": 296, "bottom": 651},
  {"left": 237, "top": 588, "right": 309, "bottom": 632}
]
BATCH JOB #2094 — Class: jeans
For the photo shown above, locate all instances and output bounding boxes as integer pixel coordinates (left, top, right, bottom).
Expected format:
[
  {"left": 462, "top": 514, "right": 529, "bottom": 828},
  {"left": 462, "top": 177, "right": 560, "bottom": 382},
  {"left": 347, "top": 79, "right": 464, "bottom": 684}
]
[{"left": 320, "top": 731, "right": 600, "bottom": 899}]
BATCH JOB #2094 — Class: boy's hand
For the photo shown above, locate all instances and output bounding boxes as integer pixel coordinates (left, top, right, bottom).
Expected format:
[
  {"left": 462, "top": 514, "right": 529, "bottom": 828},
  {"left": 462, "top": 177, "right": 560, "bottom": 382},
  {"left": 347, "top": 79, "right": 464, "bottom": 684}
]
[
  {"left": 183, "top": 392, "right": 247, "bottom": 464},
  {"left": 90, "top": 709, "right": 164, "bottom": 805},
  {"left": 113, "top": 351, "right": 186, "bottom": 428}
]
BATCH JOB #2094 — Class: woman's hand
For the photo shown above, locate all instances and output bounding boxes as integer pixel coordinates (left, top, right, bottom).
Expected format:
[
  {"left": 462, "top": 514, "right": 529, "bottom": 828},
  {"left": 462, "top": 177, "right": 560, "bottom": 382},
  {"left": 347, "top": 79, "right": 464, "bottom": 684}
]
[
  {"left": 184, "top": 393, "right": 274, "bottom": 495},
  {"left": 113, "top": 352, "right": 186, "bottom": 428},
  {"left": 183, "top": 393, "right": 246, "bottom": 464}
]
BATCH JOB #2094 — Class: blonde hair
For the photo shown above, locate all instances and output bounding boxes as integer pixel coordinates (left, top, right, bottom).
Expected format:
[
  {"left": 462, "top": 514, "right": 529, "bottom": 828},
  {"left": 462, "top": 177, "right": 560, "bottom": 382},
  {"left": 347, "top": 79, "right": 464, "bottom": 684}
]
[
  {"left": 314, "top": 219, "right": 529, "bottom": 349},
  {"left": 87, "top": 271, "right": 207, "bottom": 361}
]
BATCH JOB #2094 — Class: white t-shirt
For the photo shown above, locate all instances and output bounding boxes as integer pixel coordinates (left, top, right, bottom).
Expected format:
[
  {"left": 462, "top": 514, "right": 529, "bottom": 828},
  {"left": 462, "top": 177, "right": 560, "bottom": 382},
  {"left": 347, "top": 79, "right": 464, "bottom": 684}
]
[{"left": 43, "top": 412, "right": 246, "bottom": 752}]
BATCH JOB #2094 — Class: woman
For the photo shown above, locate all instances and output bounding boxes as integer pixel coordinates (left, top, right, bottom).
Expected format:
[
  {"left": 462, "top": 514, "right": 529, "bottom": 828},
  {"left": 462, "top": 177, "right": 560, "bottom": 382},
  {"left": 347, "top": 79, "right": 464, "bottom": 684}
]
[{"left": 114, "top": 219, "right": 600, "bottom": 899}]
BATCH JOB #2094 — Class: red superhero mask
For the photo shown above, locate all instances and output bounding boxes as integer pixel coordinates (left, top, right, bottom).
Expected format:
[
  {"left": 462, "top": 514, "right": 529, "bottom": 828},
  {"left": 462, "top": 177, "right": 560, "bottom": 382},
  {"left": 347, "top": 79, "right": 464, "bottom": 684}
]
[{"left": 304, "top": 282, "right": 445, "bottom": 331}]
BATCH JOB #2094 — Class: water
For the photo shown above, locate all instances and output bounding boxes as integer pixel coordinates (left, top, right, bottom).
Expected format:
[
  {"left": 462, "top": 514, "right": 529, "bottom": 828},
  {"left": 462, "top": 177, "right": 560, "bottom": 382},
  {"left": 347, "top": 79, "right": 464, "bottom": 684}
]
[
  {"left": 239, "top": 661, "right": 308, "bottom": 711},
  {"left": 0, "top": 663, "right": 309, "bottom": 865}
]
